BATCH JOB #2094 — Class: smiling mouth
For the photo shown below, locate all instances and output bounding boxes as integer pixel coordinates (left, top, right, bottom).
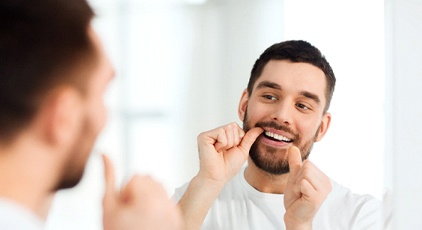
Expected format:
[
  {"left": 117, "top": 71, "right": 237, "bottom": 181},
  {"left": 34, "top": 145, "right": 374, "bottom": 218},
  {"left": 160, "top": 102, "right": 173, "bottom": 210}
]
[{"left": 264, "top": 131, "right": 293, "bottom": 143}]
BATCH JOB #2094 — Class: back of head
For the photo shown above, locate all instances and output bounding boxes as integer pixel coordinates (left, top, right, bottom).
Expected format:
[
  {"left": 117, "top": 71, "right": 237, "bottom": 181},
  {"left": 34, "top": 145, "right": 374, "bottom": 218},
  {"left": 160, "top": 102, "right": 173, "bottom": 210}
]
[
  {"left": 0, "top": 0, "right": 95, "bottom": 143},
  {"left": 248, "top": 40, "right": 336, "bottom": 112}
]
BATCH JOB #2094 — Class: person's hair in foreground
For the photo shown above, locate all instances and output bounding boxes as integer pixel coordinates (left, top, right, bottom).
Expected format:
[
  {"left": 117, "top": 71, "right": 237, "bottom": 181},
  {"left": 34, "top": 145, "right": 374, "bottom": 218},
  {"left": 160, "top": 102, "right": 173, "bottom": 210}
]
[
  {"left": 0, "top": 0, "right": 96, "bottom": 143},
  {"left": 0, "top": 0, "right": 182, "bottom": 229},
  {"left": 248, "top": 40, "right": 336, "bottom": 112}
]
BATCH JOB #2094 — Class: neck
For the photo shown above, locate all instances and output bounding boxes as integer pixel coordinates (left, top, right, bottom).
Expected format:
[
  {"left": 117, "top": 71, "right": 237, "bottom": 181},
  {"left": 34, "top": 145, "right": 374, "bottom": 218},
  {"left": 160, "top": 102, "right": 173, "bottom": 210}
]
[
  {"left": 244, "top": 158, "right": 290, "bottom": 194},
  {"left": 0, "top": 136, "right": 58, "bottom": 221}
]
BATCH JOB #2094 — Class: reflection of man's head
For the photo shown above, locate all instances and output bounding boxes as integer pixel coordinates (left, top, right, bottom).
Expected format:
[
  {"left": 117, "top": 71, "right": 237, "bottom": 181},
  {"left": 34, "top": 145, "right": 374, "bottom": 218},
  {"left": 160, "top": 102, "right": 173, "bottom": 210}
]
[
  {"left": 58, "top": 28, "right": 115, "bottom": 190},
  {"left": 241, "top": 40, "right": 336, "bottom": 175},
  {"left": 0, "top": 0, "right": 110, "bottom": 190},
  {"left": 0, "top": 0, "right": 96, "bottom": 142}
]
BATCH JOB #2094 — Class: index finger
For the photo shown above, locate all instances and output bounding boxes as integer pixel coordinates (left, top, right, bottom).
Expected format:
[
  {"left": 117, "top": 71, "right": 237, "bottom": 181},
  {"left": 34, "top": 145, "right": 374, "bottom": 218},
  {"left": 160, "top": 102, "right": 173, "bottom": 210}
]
[
  {"left": 288, "top": 146, "right": 303, "bottom": 177},
  {"left": 239, "top": 127, "right": 264, "bottom": 153},
  {"left": 102, "top": 154, "right": 116, "bottom": 205}
]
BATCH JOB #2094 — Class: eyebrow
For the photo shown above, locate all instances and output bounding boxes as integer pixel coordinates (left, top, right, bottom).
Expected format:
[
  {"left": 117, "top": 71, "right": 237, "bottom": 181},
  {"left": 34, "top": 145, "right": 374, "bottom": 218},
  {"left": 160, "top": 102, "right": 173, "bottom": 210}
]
[
  {"left": 300, "top": 91, "right": 321, "bottom": 104},
  {"left": 255, "top": 81, "right": 282, "bottom": 90},
  {"left": 255, "top": 80, "right": 321, "bottom": 104}
]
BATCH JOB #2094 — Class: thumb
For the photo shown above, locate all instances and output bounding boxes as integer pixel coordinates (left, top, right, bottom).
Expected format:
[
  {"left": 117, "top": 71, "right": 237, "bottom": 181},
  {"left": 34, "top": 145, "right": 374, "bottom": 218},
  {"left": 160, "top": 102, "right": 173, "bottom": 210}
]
[
  {"left": 102, "top": 154, "right": 116, "bottom": 207},
  {"left": 239, "top": 127, "right": 263, "bottom": 153},
  {"left": 287, "top": 146, "right": 303, "bottom": 178}
]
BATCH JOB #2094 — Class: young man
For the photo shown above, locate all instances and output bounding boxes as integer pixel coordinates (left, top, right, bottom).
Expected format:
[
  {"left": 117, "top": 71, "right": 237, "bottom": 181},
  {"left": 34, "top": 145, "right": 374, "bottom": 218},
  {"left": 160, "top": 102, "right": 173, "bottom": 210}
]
[
  {"left": 174, "top": 40, "right": 382, "bottom": 229},
  {"left": 0, "top": 0, "right": 181, "bottom": 229}
]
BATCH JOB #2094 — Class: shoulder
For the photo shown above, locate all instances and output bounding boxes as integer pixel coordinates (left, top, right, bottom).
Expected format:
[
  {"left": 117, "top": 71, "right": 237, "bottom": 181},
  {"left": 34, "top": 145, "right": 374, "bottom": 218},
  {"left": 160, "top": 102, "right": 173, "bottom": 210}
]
[
  {"left": 328, "top": 180, "right": 381, "bottom": 208},
  {"left": 315, "top": 180, "right": 383, "bottom": 229},
  {"left": 0, "top": 198, "right": 44, "bottom": 230}
]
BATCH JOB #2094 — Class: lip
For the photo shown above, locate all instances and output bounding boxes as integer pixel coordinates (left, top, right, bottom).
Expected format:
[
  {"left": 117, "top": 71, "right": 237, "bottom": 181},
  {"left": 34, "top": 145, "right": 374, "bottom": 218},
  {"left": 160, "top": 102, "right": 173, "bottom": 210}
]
[{"left": 259, "top": 128, "right": 294, "bottom": 148}]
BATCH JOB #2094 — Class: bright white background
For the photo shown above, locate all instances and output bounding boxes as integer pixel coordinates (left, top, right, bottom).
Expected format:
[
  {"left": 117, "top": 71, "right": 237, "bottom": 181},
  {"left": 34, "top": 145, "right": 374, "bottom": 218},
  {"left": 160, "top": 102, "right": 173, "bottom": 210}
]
[
  {"left": 384, "top": 0, "right": 422, "bottom": 228},
  {"left": 45, "top": 0, "right": 390, "bottom": 229}
]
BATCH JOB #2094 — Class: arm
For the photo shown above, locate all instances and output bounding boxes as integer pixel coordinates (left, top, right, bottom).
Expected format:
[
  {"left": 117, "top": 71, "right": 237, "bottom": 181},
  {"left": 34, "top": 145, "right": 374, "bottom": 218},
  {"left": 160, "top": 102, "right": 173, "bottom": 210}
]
[
  {"left": 178, "top": 123, "right": 263, "bottom": 230},
  {"left": 102, "top": 155, "right": 182, "bottom": 230},
  {"left": 283, "top": 146, "right": 332, "bottom": 230}
]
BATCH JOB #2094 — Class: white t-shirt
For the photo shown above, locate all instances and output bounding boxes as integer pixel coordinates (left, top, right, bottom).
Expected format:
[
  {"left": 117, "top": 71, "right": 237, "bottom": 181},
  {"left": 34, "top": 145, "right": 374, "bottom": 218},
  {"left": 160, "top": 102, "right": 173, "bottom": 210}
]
[
  {"left": 173, "top": 167, "right": 383, "bottom": 230},
  {"left": 0, "top": 198, "right": 44, "bottom": 230}
]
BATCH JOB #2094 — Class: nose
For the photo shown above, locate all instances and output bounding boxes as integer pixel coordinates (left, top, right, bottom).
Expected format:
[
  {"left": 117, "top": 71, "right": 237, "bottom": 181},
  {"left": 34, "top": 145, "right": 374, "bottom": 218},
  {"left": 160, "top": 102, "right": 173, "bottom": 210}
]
[{"left": 271, "top": 101, "right": 292, "bottom": 125}]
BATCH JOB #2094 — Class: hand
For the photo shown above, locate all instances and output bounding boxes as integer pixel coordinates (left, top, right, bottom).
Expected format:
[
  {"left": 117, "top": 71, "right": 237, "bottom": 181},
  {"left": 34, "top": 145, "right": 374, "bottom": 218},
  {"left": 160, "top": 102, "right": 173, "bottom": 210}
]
[
  {"left": 102, "top": 155, "right": 182, "bottom": 230},
  {"left": 283, "top": 146, "right": 332, "bottom": 230},
  {"left": 176, "top": 123, "right": 263, "bottom": 230},
  {"left": 196, "top": 122, "right": 263, "bottom": 184}
]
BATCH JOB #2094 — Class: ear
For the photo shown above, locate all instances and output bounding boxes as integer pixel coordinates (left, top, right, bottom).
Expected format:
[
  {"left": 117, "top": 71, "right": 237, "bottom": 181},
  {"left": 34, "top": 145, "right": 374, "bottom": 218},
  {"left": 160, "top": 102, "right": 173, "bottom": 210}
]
[
  {"left": 41, "top": 87, "right": 84, "bottom": 146},
  {"left": 238, "top": 89, "right": 249, "bottom": 122},
  {"left": 315, "top": 112, "right": 331, "bottom": 142}
]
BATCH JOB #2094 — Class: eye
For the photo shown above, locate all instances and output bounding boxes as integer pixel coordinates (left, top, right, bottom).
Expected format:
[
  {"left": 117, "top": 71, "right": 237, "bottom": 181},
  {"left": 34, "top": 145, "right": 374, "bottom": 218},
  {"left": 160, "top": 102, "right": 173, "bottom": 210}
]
[
  {"left": 262, "top": 94, "right": 277, "bottom": 101},
  {"left": 296, "top": 103, "right": 310, "bottom": 110}
]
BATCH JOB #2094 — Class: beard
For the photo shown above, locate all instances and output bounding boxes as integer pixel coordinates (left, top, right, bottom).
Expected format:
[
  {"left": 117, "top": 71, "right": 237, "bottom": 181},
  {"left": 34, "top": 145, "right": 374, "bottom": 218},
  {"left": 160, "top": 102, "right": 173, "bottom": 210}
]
[
  {"left": 243, "top": 110, "right": 320, "bottom": 175},
  {"left": 55, "top": 116, "right": 97, "bottom": 190}
]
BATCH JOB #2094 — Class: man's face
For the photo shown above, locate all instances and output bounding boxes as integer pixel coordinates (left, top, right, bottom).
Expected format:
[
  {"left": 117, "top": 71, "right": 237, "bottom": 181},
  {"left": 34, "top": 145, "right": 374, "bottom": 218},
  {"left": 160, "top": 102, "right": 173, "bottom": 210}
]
[
  {"left": 239, "top": 60, "right": 331, "bottom": 175},
  {"left": 57, "top": 28, "right": 114, "bottom": 189}
]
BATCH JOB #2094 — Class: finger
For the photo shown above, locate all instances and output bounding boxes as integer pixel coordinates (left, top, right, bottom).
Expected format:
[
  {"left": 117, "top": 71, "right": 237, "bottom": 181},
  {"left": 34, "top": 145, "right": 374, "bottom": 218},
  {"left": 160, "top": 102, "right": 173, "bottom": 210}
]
[
  {"left": 294, "top": 178, "right": 318, "bottom": 200},
  {"left": 214, "top": 128, "right": 228, "bottom": 152},
  {"left": 214, "top": 123, "right": 239, "bottom": 152},
  {"left": 239, "top": 127, "right": 264, "bottom": 154},
  {"left": 121, "top": 175, "right": 167, "bottom": 204},
  {"left": 222, "top": 123, "right": 241, "bottom": 151},
  {"left": 225, "top": 128, "right": 234, "bottom": 150},
  {"left": 102, "top": 154, "right": 116, "bottom": 206},
  {"left": 232, "top": 124, "right": 240, "bottom": 147},
  {"left": 238, "top": 127, "right": 245, "bottom": 139},
  {"left": 299, "top": 161, "right": 332, "bottom": 194},
  {"left": 288, "top": 146, "right": 303, "bottom": 177}
]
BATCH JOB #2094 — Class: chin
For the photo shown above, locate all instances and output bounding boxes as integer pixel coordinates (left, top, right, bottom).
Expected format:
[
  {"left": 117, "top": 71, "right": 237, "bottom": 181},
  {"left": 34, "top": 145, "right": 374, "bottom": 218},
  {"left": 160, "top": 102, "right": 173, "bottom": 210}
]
[{"left": 56, "top": 169, "right": 85, "bottom": 190}]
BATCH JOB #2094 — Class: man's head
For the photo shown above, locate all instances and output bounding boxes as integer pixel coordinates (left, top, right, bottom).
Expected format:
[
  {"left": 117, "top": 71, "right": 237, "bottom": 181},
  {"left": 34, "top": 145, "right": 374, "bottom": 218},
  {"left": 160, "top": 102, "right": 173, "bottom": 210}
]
[
  {"left": 0, "top": 0, "right": 114, "bottom": 189},
  {"left": 247, "top": 40, "right": 336, "bottom": 113},
  {"left": 239, "top": 40, "right": 336, "bottom": 175}
]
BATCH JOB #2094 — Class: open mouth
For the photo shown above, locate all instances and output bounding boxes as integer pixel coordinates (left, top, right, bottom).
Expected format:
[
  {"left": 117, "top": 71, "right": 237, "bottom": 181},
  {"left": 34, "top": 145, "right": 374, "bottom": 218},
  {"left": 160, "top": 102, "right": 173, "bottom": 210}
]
[{"left": 264, "top": 131, "right": 293, "bottom": 143}]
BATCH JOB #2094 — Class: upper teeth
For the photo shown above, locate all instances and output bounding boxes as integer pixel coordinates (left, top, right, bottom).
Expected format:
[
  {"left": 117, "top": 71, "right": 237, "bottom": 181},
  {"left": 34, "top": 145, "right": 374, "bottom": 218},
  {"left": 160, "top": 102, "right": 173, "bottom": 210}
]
[{"left": 265, "top": 131, "right": 292, "bottom": 142}]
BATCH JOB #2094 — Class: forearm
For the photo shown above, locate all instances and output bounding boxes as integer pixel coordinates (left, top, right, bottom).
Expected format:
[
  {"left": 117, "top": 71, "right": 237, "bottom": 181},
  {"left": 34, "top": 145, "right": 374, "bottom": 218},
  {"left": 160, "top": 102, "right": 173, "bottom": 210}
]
[
  {"left": 284, "top": 214, "right": 313, "bottom": 230},
  {"left": 177, "top": 175, "right": 225, "bottom": 230},
  {"left": 285, "top": 224, "right": 312, "bottom": 230}
]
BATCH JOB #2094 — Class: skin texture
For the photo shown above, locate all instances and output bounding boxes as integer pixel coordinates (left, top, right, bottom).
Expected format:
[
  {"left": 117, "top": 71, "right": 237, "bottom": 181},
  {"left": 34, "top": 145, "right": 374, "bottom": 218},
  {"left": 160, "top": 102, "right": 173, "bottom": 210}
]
[{"left": 178, "top": 60, "right": 332, "bottom": 230}]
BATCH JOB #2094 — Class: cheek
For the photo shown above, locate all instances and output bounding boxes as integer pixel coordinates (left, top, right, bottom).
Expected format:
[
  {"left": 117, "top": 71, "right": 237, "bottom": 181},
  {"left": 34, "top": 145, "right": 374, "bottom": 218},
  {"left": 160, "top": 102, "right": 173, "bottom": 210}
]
[
  {"left": 246, "top": 103, "right": 268, "bottom": 121},
  {"left": 96, "top": 103, "right": 107, "bottom": 131},
  {"left": 296, "top": 119, "right": 321, "bottom": 139},
  {"left": 87, "top": 98, "right": 107, "bottom": 133}
]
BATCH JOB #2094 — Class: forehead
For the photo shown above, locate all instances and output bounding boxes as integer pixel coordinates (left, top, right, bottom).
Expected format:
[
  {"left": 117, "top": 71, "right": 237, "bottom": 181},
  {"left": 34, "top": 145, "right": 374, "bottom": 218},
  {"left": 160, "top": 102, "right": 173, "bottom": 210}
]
[
  {"left": 87, "top": 27, "right": 114, "bottom": 88},
  {"left": 254, "top": 60, "right": 327, "bottom": 100}
]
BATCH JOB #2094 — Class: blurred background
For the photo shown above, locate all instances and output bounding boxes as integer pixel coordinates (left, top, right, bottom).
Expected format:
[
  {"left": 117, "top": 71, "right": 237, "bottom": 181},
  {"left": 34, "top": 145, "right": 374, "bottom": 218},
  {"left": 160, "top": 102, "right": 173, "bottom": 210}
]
[{"left": 45, "top": 0, "right": 422, "bottom": 229}]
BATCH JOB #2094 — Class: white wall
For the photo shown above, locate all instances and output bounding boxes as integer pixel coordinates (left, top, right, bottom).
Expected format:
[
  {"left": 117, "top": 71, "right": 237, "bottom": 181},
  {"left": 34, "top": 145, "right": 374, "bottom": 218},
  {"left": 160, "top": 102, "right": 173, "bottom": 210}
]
[{"left": 385, "top": 0, "right": 422, "bottom": 228}]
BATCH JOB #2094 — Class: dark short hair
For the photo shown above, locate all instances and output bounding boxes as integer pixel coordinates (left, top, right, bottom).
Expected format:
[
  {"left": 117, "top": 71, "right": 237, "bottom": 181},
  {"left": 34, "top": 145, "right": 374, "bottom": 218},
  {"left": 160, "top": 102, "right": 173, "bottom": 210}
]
[
  {"left": 247, "top": 40, "right": 336, "bottom": 112},
  {"left": 0, "top": 0, "right": 95, "bottom": 142}
]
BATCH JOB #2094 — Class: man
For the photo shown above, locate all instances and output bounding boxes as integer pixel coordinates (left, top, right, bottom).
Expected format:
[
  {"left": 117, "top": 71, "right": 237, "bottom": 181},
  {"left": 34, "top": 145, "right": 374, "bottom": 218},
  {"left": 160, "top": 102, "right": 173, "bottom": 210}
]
[
  {"left": 0, "top": 0, "right": 181, "bottom": 229},
  {"left": 174, "top": 40, "right": 382, "bottom": 229}
]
